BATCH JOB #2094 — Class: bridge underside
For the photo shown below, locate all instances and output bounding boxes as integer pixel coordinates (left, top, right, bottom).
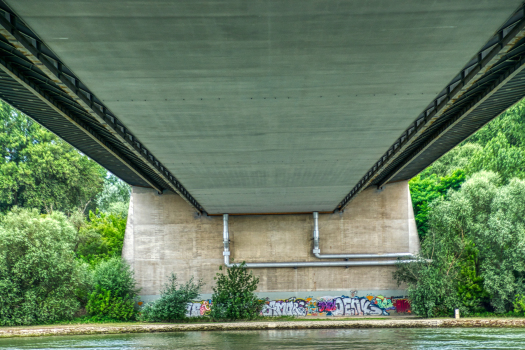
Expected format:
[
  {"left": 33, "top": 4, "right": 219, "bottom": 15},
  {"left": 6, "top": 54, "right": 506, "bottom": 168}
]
[{"left": 1, "top": 1, "right": 525, "bottom": 214}]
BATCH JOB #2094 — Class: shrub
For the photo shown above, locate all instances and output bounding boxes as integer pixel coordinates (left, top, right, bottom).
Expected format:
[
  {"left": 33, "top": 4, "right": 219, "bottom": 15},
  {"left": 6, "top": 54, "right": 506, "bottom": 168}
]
[
  {"left": 86, "top": 287, "right": 135, "bottom": 321},
  {"left": 0, "top": 208, "right": 88, "bottom": 325},
  {"left": 513, "top": 294, "right": 525, "bottom": 315},
  {"left": 210, "top": 262, "right": 264, "bottom": 321},
  {"left": 140, "top": 273, "right": 204, "bottom": 322},
  {"left": 87, "top": 257, "right": 139, "bottom": 320},
  {"left": 92, "top": 256, "right": 138, "bottom": 299}
]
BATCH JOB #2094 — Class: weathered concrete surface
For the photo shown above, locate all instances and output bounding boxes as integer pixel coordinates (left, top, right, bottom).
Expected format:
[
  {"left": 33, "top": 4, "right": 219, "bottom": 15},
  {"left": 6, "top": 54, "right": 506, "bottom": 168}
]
[
  {"left": 123, "top": 180, "right": 419, "bottom": 299},
  {"left": 6, "top": 0, "right": 522, "bottom": 213},
  {"left": 3, "top": 319, "right": 525, "bottom": 338}
]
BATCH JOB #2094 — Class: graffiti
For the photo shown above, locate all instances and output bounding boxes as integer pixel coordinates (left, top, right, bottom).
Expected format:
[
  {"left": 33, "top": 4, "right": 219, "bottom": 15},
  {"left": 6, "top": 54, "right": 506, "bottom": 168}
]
[
  {"left": 374, "top": 295, "right": 395, "bottom": 311},
  {"left": 262, "top": 295, "right": 397, "bottom": 317},
  {"left": 186, "top": 300, "right": 212, "bottom": 317},
  {"left": 182, "top": 294, "right": 410, "bottom": 317},
  {"left": 261, "top": 298, "right": 308, "bottom": 317},
  {"left": 316, "top": 296, "right": 387, "bottom": 316},
  {"left": 394, "top": 298, "right": 411, "bottom": 313}
]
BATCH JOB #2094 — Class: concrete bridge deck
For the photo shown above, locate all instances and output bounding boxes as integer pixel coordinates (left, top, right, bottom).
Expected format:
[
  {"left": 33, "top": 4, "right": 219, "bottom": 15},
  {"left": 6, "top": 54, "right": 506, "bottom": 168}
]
[{"left": 1, "top": 1, "right": 525, "bottom": 214}]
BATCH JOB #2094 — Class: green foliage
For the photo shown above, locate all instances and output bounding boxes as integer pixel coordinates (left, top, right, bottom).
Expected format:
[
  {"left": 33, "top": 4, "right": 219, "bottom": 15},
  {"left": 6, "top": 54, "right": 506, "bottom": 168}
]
[
  {"left": 140, "top": 273, "right": 204, "bottom": 322},
  {"left": 86, "top": 287, "right": 135, "bottom": 321},
  {"left": 399, "top": 172, "right": 525, "bottom": 317},
  {"left": 409, "top": 100, "right": 525, "bottom": 243},
  {"left": 87, "top": 257, "right": 138, "bottom": 321},
  {"left": 76, "top": 210, "right": 127, "bottom": 265},
  {"left": 513, "top": 294, "right": 525, "bottom": 315},
  {"left": 456, "top": 242, "right": 488, "bottom": 312},
  {"left": 0, "top": 102, "right": 103, "bottom": 214},
  {"left": 467, "top": 132, "right": 525, "bottom": 183},
  {"left": 95, "top": 174, "right": 131, "bottom": 216},
  {"left": 210, "top": 262, "right": 264, "bottom": 321},
  {"left": 0, "top": 208, "right": 89, "bottom": 325},
  {"left": 409, "top": 169, "right": 466, "bottom": 240},
  {"left": 91, "top": 257, "right": 139, "bottom": 300},
  {"left": 468, "top": 100, "right": 525, "bottom": 148}
]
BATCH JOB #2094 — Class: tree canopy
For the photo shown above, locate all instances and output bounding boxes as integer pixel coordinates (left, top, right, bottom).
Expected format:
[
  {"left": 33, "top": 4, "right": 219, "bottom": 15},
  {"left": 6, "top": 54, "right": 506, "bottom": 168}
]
[
  {"left": 400, "top": 99, "right": 525, "bottom": 317},
  {"left": 0, "top": 103, "right": 104, "bottom": 214}
]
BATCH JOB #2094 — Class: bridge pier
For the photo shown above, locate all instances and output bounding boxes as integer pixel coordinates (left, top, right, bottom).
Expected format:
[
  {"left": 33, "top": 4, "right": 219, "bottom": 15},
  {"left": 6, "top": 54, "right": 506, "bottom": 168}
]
[{"left": 123, "top": 180, "right": 420, "bottom": 315}]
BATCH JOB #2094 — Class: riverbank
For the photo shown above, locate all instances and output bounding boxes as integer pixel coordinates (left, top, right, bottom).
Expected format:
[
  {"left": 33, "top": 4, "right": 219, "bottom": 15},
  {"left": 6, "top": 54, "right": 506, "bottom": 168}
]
[{"left": 2, "top": 318, "right": 525, "bottom": 338}]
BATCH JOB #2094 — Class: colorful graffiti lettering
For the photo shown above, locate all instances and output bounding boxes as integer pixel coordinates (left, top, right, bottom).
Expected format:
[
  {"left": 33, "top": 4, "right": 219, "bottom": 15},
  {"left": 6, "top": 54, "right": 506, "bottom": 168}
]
[
  {"left": 317, "top": 296, "right": 388, "bottom": 316},
  {"left": 261, "top": 298, "right": 308, "bottom": 317},
  {"left": 183, "top": 294, "right": 410, "bottom": 317},
  {"left": 374, "top": 295, "right": 395, "bottom": 310},
  {"left": 186, "top": 300, "right": 212, "bottom": 317}
]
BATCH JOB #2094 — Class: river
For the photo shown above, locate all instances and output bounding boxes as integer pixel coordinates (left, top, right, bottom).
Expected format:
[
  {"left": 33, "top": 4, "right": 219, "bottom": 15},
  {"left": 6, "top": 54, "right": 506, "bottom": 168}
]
[{"left": 1, "top": 328, "right": 525, "bottom": 349}]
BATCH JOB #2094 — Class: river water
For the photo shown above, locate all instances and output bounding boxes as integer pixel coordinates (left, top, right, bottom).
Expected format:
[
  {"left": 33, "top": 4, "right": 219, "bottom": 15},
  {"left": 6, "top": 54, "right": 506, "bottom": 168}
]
[{"left": 1, "top": 328, "right": 525, "bottom": 349}]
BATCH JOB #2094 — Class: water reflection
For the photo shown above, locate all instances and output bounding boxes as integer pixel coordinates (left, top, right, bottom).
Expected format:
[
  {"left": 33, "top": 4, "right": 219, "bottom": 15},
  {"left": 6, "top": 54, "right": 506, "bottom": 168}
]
[{"left": 1, "top": 328, "right": 525, "bottom": 349}]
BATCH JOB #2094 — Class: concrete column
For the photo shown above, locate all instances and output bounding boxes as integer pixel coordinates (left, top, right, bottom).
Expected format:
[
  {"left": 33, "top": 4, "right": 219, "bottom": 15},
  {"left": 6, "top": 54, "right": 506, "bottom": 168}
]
[{"left": 123, "top": 180, "right": 419, "bottom": 306}]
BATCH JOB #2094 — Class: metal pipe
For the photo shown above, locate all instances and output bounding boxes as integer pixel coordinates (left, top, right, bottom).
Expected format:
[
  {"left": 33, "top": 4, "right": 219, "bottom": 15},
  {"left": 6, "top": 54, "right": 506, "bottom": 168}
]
[
  {"left": 312, "top": 211, "right": 415, "bottom": 259},
  {"left": 226, "top": 260, "right": 415, "bottom": 268},
  {"left": 223, "top": 214, "right": 230, "bottom": 266},
  {"left": 222, "top": 213, "right": 416, "bottom": 268}
]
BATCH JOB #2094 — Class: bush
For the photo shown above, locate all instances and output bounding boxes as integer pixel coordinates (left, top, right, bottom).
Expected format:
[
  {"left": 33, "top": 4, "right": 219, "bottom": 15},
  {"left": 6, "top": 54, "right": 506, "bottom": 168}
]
[
  {"left": 0, "top": 208, "right": 88, "bottom": 325},
  {"left": 86, "top": 287, "right": 135, "bottom": 321},
  {"left": 92, "top": 256, "right": 138, "bottom": 299},
  {"left": 87, "top": 257, "right": 139, "bottom": 320},
  {"left": 140, "top": 273, "right": 204, "bottom": 322},
  {"left": 513, "top": 294, "right": 525, "bottom": 315},
  {"left": 210, "top": 262, "right": 263, "bottom": 321}
]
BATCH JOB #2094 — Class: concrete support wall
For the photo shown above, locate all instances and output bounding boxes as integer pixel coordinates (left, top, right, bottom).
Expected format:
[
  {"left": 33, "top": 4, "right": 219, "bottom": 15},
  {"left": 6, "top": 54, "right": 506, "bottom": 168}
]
[{"left": 123, "top": 181, "right": 419, "bottom": 315}]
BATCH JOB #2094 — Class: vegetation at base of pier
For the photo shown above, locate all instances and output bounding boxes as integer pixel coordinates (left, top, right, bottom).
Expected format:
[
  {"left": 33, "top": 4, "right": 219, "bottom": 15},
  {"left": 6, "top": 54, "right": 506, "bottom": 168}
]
[
  {"left": 0, "top": 208, "right": 88, "bottom": 326},
  {"left": 140, "top": 274, "right": 204, "bottom": 322},
  {"left": 86, "top": 257, "right": 139, "bottom": 321},
  {"left": 0, "top": 102, "right": 134, "bottom": 325},
  {"left": 210, "top": 262, "right": 265, "bottom": 321},
  {"left": 3, "top": 91, "right": 525, "bottom": 324},
  {"left": 0, "top": 103, "right": 265, "bottom": 325},
  {"left": 399, "top": 100, "right": 525, "bottom": 317}
]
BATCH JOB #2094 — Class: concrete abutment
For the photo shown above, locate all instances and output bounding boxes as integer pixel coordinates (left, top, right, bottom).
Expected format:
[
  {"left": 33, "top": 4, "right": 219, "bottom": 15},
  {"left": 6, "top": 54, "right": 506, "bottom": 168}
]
[{"left": 123, "top": 181, "right": 419, "bottom": 316}]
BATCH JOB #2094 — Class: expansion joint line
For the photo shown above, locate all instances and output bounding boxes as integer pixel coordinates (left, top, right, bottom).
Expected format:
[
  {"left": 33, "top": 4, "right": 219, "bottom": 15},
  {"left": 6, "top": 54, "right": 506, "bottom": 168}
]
[{"left": 0, "top": 6, "right": 205, "bottom": 213}]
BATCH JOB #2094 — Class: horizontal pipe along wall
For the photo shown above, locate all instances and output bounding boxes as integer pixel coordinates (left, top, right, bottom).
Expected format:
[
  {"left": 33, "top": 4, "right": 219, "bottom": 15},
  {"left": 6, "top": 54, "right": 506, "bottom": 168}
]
[{"left": 122, "top": 180, "right": 420, "bottom": 316}]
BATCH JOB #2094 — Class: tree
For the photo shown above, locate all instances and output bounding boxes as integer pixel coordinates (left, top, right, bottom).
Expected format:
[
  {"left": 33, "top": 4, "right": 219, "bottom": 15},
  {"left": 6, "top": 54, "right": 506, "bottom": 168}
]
[
  {"left": 76, "top": 209, "right": 127, "bottom": 265},
  {"left": 0, "top": 208, "right": 89, "bottom": 325},
  {"left": 95, "top": 174, "right": 131, "bottom": 216},
  {"left": 409, "top": 169, "right": 466, "bottom": 240},
  {"left": 397, "top": 172, "right": 525, "bottom": 316},
  {"left": 0, "top": 102, "right": 103, "bottom": 214},
  {"left": 210, "top": 263, "right": 264, "bottom": 320}
]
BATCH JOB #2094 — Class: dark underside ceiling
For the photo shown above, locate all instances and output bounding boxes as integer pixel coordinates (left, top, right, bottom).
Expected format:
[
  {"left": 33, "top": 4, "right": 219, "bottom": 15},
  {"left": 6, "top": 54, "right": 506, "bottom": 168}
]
[{"left": 1, "top": 1, "right": 525, "bottom": 214}]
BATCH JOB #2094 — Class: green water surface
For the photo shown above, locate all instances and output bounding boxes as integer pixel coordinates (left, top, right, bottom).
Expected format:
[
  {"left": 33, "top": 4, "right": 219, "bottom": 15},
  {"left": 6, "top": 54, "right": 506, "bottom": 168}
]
[{"left": 1, "top": 328, "right": 524, "bottom": 349}]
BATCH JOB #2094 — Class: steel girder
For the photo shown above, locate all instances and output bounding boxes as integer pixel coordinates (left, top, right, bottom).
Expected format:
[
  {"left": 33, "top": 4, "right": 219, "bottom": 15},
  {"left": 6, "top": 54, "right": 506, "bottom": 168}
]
[
  {"left": 0, "top": 3, "right": 205, "bottom": 213},
  {"left": 336, "top": 4, "right": 525, "bottom": 211}
]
